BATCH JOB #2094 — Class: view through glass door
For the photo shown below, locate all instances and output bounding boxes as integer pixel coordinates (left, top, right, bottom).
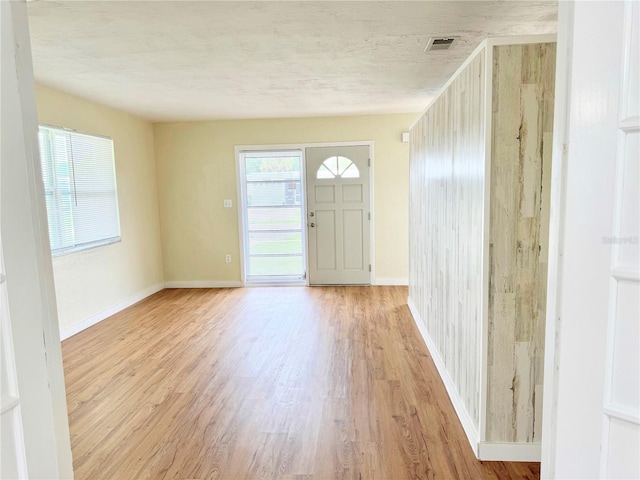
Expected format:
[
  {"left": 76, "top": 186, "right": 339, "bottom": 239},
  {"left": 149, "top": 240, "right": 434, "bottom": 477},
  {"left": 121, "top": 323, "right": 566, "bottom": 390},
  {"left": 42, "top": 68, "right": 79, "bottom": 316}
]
[{"left": 240, "top": 150, "right": 306, "bottom": 284}]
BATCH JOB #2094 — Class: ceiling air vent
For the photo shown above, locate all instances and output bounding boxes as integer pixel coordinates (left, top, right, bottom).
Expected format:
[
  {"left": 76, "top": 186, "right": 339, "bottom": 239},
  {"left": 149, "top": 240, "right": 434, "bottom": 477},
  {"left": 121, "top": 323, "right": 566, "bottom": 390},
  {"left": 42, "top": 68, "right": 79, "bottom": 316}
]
[{"left": 425, "top": 37, "right": 457, "bottom": 52}]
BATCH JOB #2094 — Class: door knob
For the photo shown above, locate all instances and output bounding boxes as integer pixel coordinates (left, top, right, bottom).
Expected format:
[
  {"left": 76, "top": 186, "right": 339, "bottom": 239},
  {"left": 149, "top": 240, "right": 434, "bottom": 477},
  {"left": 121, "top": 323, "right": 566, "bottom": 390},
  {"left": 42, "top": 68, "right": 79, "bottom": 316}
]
[
  {"left": 310, "top": 222, "right": 316, "bottom": 228},
  {"left": 309, "top": 212, "right": 315, "bottom": 217}
]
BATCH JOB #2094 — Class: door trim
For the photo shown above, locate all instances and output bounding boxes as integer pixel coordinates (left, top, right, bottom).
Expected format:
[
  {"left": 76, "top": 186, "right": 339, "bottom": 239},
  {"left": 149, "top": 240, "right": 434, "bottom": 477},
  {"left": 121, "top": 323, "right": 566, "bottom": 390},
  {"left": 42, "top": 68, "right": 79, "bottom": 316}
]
[
  {"left": 235, "top": 141, "right": 374, "bottom": 287},
  {"left": 2, "top": 2, "right": 73, "bottom": 476},
  {"left": 540, "top": 3, "right": 573, "bottom": 477}
]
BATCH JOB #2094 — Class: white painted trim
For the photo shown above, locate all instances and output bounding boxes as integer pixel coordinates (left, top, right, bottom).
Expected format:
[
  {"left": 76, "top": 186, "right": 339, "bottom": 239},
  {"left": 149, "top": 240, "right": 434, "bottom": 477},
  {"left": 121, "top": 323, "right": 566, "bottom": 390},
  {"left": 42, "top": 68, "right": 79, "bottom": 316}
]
[
  {"left": 3, "top": 3, "right": 73, "bottom": 476},
  {"left": 479, "top": 41, "right": 493, "bottom": 444},
  {"left": 611, "top": 267, "right": 640, "bottom": 281},
  {"left": 59, "top": 283, "right": 164, "bottom": 341},
  {"left": 245, "top": 274, "right": 306, "bottom": 287},
  {"left": 373, "top": 277, "right": 408, "bottom": 286},
  {"left": 234, "top": 145, "right": 247, "bottom": 287},
  {"left": 485, "top": 34, "right": 557, "bottom": 48},
  {"left": 407, "top": 296, "right": 480, "bottom": 458},
  {"left": 603, "top": 404, "right": 640, "bottom": 425},
  {"left": 619, "top": 116, "right": 640, "bottom": 132},
  {"left": 0, "top": 396, "right": 21, "bottom": 415},
  {"left": 368, "top": 142, "right": 375, "bottom": 287},
  {"left": 164, "top": 281, "right": 242, "bottom": 289},
  {"left": 244, "top": 282, "right": 305, "bottom": 288},
  {"left": 301, "top": 147, "right": 310, "bottom": 287},
  {"left": 478, "top": 442, "right": 541, "bottom": 462},
  {"left": 541, "top": 3, "right": 574, "bottom": 478},
  {"left": 236, "top": 141, "right": 375, "bottom": 151}
]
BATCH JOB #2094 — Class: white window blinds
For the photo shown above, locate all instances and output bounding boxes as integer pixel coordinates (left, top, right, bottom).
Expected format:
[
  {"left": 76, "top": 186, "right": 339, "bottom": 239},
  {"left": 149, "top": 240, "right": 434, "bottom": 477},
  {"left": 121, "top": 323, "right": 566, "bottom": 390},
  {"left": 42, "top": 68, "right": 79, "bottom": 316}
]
[{"left": 38, "top": 125, "right": 121, "bottom": 255}]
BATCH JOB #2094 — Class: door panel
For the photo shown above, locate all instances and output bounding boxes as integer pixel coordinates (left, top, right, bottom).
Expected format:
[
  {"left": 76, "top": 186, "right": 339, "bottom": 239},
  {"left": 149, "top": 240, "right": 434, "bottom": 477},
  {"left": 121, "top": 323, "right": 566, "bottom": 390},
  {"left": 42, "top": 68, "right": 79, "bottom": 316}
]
[
  {"left": 315, "top": 210, "right": 336, "bottom": 270},
  {"left": 343, "top": 210, "right": 364, "bottom": 270},
  {"left": 600, "top": 2, "right": 640, "bottom": 477},
  {"left": 314, "top": 185, "right": 335, "bottom": 203},
  {"left": 1, "top": 244, "right": 27, "bottom": 479},
  {"left": 306, "top": 145, "right": 371, "bottom": 285}
]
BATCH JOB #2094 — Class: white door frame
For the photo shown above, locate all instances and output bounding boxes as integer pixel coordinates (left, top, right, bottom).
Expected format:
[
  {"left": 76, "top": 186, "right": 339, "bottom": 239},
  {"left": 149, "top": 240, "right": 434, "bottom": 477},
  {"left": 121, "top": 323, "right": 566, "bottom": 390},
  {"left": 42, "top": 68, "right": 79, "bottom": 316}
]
[
  {"left": 541, "top": 1, "right": 639, "bottom": 478},
  {"left": 540, "top": 2, "right": 574, "bottom": 475},
  {"left": 1, "top": 2, "right": 73, "bottom": 478},
  {"left": 235, "top": 141, "right": 374, "bottom": 286}
]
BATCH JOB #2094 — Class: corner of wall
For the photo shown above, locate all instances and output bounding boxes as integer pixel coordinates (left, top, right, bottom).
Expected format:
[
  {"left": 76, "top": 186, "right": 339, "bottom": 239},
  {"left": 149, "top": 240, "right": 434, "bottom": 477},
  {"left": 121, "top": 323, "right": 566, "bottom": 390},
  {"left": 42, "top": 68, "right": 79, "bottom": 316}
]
[{"left": 60, "top": 283, "right": 164, "bottom": 341}]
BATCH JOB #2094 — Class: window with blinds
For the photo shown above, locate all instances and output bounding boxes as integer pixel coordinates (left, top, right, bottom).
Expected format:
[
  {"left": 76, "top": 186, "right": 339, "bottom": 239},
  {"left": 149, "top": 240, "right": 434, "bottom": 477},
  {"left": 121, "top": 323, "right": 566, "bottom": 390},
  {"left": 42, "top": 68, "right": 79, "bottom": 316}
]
[{"left": 38, "top": 125, "right": 121, "bottom": 255}]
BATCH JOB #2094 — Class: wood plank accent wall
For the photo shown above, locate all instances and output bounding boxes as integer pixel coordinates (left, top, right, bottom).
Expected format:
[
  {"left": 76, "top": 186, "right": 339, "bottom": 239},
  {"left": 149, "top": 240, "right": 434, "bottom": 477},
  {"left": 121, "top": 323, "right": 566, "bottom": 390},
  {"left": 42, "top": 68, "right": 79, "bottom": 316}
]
[
  {"left": 408, "top": 38, "right": 556, "bottom": 457},
  {"left": 486, "top": 43, "right": 556, "bottom": 443},
  {"left": 409, "top": 49, "right": 486, "bottom": 433}
]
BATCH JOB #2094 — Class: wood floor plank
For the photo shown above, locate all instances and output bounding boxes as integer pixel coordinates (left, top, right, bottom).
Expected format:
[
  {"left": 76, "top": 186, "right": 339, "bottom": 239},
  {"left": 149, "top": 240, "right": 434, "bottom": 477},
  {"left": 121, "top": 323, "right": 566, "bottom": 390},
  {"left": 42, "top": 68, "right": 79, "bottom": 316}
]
[{"left": 62, "top": 286, "right": 540, "bottom": 479}]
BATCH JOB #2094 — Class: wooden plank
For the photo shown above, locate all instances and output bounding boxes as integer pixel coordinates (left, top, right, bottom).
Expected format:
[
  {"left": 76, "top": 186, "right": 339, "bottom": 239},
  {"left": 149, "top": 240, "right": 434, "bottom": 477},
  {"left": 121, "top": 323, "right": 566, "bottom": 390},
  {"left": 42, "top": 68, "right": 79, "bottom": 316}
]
[{"left": 486, "top": 42, "right": 556, "bottom": 442}]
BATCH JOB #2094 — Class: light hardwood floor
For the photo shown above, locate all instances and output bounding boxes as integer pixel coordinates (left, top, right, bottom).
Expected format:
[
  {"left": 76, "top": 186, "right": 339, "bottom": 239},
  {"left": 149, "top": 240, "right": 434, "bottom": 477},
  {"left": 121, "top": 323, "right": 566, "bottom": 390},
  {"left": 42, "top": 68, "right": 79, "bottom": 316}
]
[{"left": 62, "top": 287, "right": 540, "bottom": 479}]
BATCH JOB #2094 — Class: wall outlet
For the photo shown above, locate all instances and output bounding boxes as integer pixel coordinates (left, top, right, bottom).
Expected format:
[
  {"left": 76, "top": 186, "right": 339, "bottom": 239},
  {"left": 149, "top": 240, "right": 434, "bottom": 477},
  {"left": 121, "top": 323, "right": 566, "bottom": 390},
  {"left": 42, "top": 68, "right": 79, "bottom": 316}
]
[
  {"left": 224, "top": 199, "right": 232, "bottom": 208},
  {"left": 225, "top": 254, "right": 231, "bottom": 263}
]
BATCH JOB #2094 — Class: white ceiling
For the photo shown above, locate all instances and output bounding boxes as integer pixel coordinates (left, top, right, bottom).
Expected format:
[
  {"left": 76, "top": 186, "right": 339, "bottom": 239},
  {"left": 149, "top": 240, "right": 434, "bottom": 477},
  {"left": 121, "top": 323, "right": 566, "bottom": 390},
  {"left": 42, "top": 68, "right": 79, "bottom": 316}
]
[{"left": 27, "top": 1, "right": 557, "bottom": 122}]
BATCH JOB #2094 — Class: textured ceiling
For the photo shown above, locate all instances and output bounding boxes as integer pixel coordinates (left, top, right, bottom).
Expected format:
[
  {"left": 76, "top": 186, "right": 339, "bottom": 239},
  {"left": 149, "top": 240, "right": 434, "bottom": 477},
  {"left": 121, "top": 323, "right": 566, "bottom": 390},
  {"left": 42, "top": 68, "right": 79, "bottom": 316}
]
[{"left": 27, "top": 1, "right": 557, "bottom": 121}]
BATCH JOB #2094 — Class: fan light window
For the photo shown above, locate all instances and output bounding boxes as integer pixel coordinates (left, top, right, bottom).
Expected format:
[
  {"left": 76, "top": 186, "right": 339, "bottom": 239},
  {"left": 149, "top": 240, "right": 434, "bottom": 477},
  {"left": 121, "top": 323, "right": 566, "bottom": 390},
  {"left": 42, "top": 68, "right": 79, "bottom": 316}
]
[{"left": 316, "top": 156, "right": 360, "bottom": 179}]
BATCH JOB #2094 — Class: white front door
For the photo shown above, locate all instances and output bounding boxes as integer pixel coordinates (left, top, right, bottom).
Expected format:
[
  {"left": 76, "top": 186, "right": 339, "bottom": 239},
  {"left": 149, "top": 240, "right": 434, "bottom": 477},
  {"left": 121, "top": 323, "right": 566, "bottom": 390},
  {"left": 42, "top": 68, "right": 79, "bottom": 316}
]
[
  {"left": 305, "top": 145, "right": 371, "bottom": 285},
  {"left": 542, "top": 1, "right": 639, "bottom": 478}
]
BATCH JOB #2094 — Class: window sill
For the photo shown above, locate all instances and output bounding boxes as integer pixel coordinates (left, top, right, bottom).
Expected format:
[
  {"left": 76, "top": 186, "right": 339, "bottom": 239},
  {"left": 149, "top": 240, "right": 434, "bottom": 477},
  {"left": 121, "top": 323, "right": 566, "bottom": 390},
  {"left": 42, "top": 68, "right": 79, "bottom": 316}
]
[{"left": 51, "top": 237, "right": 121, "bottom": 257}]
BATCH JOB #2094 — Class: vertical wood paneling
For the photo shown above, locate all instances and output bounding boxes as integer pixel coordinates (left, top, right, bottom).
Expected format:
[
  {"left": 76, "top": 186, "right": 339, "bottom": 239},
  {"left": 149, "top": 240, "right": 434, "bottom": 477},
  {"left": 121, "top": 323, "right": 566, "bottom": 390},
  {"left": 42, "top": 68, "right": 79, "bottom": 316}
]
[
  {"left": 409, "top": 39, "right": 556, "bottom": 453},
  {"left": 409, "top": 49, "right": 486, "bottom": 432},
  {"left": 486, "top": 43, "right": 556, "bottom": 442}
]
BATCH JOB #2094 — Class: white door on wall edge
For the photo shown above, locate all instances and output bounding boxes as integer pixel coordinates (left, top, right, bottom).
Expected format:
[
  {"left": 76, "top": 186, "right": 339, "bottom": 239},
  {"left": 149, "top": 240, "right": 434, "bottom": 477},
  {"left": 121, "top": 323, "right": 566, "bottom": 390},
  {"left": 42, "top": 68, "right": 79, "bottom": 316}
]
[
  {"left": 1, "top": 2, "right": 73, "bottom": 478},
  {"left": 305, "top": 145, "right": 371, "bottom": 285},
  {"left": 598, "top": 1, "right": 640, "bottom": 477},
  {"left": 542, "top": 1, "right": 640, "bottom": 479}
]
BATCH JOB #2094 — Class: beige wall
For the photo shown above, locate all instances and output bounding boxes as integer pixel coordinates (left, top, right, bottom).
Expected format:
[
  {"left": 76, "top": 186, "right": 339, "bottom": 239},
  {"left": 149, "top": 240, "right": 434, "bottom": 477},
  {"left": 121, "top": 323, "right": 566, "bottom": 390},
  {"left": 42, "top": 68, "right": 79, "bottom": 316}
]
[
  {"left": 35, "top": 86, "right": 414, "bottom": 331},
  {"left": 153, "top": 114, "right": 416, "bottom": 284},
  {"left": 36, "top": 85, "right": 165, "bottom": 333}
]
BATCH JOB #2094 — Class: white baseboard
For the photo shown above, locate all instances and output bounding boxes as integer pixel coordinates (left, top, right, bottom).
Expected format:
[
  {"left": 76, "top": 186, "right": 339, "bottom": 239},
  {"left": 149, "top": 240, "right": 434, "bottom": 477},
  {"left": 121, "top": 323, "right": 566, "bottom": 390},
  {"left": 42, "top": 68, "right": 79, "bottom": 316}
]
[
  {"left": 374, "top": 277, "right": 409, "bottom": 286},
  {"left": 164, "top": 280, "right": 242, "bottom": 288},
  {"left": 408, "top": 296, "right": 542, "bottom": 462},
  {"left": 407, "top": 296, "right": 480, "bottom": 458},
  {"left": 478, "top": 442, "right": 541, "bottom": 462},
  {"left": 60, "top": 283, "right": 164, "bottom": 341}
]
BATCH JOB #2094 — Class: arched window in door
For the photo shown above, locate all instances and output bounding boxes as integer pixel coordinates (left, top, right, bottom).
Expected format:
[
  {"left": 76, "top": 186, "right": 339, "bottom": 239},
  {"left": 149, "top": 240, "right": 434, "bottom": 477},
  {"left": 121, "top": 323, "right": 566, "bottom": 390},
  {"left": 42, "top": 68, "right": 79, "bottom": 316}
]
[{"left": 316, "top": 156, "right": 360, "bottom": 179}]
